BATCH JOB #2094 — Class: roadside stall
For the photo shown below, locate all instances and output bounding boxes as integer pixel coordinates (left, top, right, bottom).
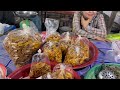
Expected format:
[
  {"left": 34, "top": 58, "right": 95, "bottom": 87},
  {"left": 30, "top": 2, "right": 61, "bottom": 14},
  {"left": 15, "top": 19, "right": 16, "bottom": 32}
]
[{"left": 0, "top": 11, "right": 120, "bottom": 79}]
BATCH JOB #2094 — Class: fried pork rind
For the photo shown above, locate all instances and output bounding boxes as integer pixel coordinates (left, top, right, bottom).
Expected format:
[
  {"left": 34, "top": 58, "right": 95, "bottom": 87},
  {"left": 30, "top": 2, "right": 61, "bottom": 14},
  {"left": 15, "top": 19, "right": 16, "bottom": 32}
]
[
  {"left": 43, "top": 41, "right": 62, "bottom": 63},
  {"left": 64, "top": 44, "right": 89, "bottom": 66},
  {"left": 59, "top": 32, "right": 72, "bottom": 55},
  {"left": 45, "top": 18, "right": 60, "bottom": 42},
  {"left": 3, "top": 28, "right": 42, "bottom": 68},
  {"left": 52, "top": 63, "right": 74, "bottom": 79},
  {"left": 29, "top": 62, "right": 51, "bottom": 78}
]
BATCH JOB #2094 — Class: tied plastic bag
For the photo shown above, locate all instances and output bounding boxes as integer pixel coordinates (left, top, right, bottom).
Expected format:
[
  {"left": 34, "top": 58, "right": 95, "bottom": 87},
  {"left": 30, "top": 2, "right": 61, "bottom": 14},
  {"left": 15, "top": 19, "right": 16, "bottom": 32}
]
[
  {"left": 32, "top": 49, "right": 48, "bottom": 63},
  {"left": 64, "top": 44, "right": 89, "bottom": 66},
  {"left": 20, "top": 19, "right": 39, "bottom": 32},
  {"left": 43, "top": 41, "right": 62, "bottom": 63},
  {"left": 45, "top": 18, "right": 61, "bottom": 42},
  {"left": 29, "top": 58, "right": 51, "bottom": 78},
  {"left": 105, "top": 41, "right": 120, "bottom": 63},
  {"left": 59, "top": 32, "right": 72, "bottom": 55},
  {"left": 3, "top": 27, "right": 42, "bottom": 68},
  {"left": 52, "top": 63, "right": 74, "bottom": 79},
  {"left": 72, "top": 35, "right": 89, "bottom": 59}
]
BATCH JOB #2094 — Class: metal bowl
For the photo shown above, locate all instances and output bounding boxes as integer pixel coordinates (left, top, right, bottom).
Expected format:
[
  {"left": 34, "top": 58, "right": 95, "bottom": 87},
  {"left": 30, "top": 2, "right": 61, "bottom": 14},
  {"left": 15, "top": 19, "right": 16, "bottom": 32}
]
[{"left": 15, "top": 11, "right": 38, "bottom": 18}]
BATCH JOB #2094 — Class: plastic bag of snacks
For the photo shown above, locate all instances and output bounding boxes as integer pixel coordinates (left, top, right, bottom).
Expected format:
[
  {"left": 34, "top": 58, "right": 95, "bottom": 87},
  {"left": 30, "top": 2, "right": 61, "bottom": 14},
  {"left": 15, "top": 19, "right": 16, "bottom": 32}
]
[
  {"left": 59, "top": 32, "right": 72, "bottom": 55},
  {"left": 37, "top": 63, "right": 74, "bottom": 79},
  {"left": 71, "top": 35, "right": 89, "bottom": 60},
  {"left": 29, "top": 60, "right": 51, "bottom": 79},
  {"left": 3, "top": 27, "right": 42, "bottom": 68},
  {"left": 52, "top": 63, "right": 74, "bottom": 79},
  {"left": 32, "top": 49, "right": 49, "bottom": 63},
  {"left": 43, "top": 41, "right": 62, "bottom": 63},
  {"left": 45, "top": 18, "right": 61, "bottom": 42},
  {"left": 64, "top": 44, "right": 89, "bottom": 66}
]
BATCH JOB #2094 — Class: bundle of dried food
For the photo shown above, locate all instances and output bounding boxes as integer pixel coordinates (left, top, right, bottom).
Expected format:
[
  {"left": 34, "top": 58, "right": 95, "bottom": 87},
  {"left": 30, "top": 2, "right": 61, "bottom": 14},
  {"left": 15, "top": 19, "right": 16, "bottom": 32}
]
[
  {"left": 52, "top": 63, "right": 74, "bottom": 79},
  {"left": 43, "top": 41, "right": 62, "bottom": 63},
  {"left": 45, "top": 18, "right": 61, "bottom": 42},
  {"left": 29, "top": 61, "right": 51, "bottom": 78},
  {"left": 64, "top": 45, "right": 89, "bottom": 66},
  {"left": 32, "top": 49, "right": 49, "bottom": 63},
  {"left": 3, "top": 28, "right": 42, "bottom": 68},
  {"left": 71, "top": 35, "right": 89, "bottom": 60},
  {"left": 59, "top": 32, "right": 72, "bottom": 55}
]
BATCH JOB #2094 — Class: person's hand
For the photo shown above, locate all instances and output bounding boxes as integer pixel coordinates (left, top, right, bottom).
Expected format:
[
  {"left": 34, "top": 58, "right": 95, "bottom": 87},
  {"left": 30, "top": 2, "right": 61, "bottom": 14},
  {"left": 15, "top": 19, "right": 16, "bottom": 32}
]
[
  {"left": 81, "top": 16, "right": 91, "bottom": 30},
  {"left": 95, "top": 36, "right": 111, "bottom": 42}
]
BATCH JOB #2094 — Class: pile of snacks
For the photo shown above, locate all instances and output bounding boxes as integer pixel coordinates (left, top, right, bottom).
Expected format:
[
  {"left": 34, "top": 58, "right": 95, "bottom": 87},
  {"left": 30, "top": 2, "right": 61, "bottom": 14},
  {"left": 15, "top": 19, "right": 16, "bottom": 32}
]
[
  {"left": 29, "top": 62, "right": 51, "bottom": 78},
  {"left": 3, "top": 28, "right": 42, "bottom": 68},
  {"left": 43, "top": 41, "right": 62, "bottom": 63}
]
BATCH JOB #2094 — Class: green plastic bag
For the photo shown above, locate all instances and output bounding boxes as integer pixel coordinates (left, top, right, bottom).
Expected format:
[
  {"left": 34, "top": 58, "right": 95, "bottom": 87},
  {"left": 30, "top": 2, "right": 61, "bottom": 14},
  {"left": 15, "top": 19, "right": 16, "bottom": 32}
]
[
  {"left": 106, "top": 33, "right": 120, "bottom": 41},
  {"left": 20, "top": 19, "right": 30, "bottom": 29}
]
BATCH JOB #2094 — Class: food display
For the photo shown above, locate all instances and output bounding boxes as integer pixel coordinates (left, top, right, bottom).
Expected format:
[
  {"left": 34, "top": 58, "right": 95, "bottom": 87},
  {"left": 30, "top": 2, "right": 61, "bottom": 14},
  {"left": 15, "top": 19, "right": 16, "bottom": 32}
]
[
  {"left": 3, "top": 29, "right": 42, "bottom": 68},
  {"left": 64, "top": 45, "right": 89, "bottom": 66},
  {"left": 29, "top": 62, "right": 51, "bottom": 78},
  {"left": 43, "top": 41, "right": 62, "bottom": 63}
]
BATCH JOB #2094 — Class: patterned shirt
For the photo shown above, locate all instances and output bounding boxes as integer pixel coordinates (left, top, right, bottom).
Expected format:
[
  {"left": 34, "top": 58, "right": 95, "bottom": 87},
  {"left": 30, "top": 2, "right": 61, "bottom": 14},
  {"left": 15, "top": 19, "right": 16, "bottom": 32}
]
[{"left": 72, "top": 11, "right": 107, "bottom": 39}]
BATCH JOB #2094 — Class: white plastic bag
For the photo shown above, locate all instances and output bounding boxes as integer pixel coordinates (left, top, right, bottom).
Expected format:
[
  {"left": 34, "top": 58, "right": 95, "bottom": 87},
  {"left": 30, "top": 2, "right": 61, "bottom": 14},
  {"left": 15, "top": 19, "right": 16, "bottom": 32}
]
[
  {"left": 0, "top": 23, "right": 5, "bottom": 35},
  {"left": 45, "top": 18, "right": 60, "bottom": 39},
  {"left": 106, "top": 41, "right": 120, "bottom": 63}
]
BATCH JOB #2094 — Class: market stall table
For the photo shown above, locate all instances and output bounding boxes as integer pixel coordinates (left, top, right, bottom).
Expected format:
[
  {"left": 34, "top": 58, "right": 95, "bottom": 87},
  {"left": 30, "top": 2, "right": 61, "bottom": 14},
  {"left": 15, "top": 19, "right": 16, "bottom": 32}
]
[{"left": 0, "top": 35, "right": 116, "bottom": 78}]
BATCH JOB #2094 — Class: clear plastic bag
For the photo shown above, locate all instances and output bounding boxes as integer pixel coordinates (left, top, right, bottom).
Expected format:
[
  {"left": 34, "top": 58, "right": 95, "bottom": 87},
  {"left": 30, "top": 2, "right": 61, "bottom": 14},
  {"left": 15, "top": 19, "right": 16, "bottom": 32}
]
[
  {"left": 105, "top": 41, "right": 120, "bottom": 63},
  {"left": 59, "top": 32, "right": 72, "bottom": 55},
  {"left": 3, "top": 27, "right": 42, "bottom": 68},
  {"left": 32, "top": 49, "right": 48, "bottom": 63},
  {"left": 43, "top": 41, "right": 62, "bottom": 63},
  {"left": 20, "top": 20, "right": 38, "bottom": 32},
  {"left": 52, "top": 63, "right": 74, "bottom": 79},
  {"left": 29, "top": 60, "right": 51, "bottom": 78},
  {"left": 71, "top": 35, "right": 89, "bottom": 60},
  {"left": 45, "top": 18, "right": 61, "bottom": 42},
  {"left": 64, "top": 44, "right": 89, "bottom": 66}
]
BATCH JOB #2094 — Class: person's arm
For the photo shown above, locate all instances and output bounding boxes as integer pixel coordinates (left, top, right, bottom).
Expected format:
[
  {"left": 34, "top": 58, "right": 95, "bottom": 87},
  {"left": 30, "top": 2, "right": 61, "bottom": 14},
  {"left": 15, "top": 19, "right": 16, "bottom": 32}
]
[
  {"left": 72, "top": 11, "right": 97, "bottom": 39},
  {"left": 86, "top": 14, "right": 107, "bottom": 38}
]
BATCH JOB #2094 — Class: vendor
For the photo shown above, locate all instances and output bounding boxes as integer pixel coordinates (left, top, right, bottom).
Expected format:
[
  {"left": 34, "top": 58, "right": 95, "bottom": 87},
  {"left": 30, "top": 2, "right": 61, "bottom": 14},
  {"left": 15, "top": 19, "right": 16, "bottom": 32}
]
[{"left": 72, "top": 11, "right": 107, "bottom": 41}]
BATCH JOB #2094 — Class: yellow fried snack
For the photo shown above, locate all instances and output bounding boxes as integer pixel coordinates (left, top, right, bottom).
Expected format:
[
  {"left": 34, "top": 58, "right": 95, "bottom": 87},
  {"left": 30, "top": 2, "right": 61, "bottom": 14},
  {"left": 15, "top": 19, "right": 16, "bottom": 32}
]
[
  {"left": 51, "top": 69, "right": 73, "bottom": 79},
  {"left": 46, "top": 33, "right": 61, "bottom": 42},
  {"left": 43, "top": 41, "right": 62, "bottom": 63},
  {"left": 64, "top": 45, "right": 89, "bottom": 66},
  {"left": 29, "top": 62, "right": 51, "bottom": 78},
  {"left": 3, "top": 30, "right": 42, "bottom": 68},
  {"left": 59, "top": 40, "right": 71, "bottom": 55}
]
